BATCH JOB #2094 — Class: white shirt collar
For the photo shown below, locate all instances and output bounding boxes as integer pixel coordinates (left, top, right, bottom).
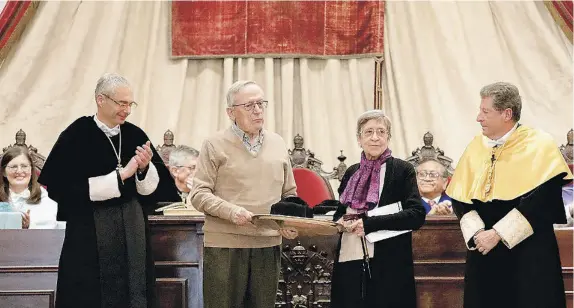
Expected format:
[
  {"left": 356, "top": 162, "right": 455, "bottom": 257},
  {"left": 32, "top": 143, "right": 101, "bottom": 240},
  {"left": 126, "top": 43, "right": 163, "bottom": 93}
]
[
  {"left": 9, "top": 188, "right": 30, "bottom": 202},
  {"left": 93, "top": 115, "right": 120, "bottom": 137},
  {"left": 483, "top": 123, "right": 518, "bottom": 148}
]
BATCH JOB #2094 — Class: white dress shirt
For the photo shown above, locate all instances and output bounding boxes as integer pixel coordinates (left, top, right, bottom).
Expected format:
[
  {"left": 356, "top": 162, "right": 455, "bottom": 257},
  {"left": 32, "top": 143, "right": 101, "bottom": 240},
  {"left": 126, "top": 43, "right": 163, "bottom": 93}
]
[{"left": 9, "top": 187, "right": 65, "bottom": 229}]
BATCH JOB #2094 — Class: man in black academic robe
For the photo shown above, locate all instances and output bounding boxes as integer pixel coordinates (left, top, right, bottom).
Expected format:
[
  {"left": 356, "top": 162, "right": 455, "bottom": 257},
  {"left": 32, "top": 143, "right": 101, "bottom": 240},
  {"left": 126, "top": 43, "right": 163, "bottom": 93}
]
[
  {"left": 447, "top": 82, "right": 573, "bottom": 308},
  {"left": 38, "top": 73, "right": 179, "bottom": 308}
]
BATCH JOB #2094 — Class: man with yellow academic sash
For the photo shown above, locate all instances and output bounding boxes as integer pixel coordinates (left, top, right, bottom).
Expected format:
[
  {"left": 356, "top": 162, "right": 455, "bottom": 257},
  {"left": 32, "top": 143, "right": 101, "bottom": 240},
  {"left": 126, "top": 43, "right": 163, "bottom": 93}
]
[{"left": 446, "top": 82, "right": 573, "bottom": 308}]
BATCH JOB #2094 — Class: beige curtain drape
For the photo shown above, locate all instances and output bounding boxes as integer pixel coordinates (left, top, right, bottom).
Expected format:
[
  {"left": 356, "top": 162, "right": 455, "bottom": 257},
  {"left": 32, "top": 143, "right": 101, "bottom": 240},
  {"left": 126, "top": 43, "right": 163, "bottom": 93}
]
[
  {"left": 0, "top": 1, "right": 374, "bottom": 177},
  {"left": 382, "top": 1, "right": 573, "bottom": 163},
  {"left": 2, "top": 0, "right": 569, "bottom": 183}
]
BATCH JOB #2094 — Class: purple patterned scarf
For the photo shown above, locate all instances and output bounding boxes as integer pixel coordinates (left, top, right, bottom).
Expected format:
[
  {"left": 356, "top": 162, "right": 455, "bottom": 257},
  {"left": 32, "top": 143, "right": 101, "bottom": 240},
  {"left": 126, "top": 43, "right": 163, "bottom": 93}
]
[{"left": 340, "top": 149, "right": 392, "bottom": 211}]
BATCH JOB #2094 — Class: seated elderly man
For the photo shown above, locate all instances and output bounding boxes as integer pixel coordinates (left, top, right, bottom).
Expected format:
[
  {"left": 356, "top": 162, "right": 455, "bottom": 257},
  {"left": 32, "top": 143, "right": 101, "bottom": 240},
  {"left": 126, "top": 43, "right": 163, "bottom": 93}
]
[
  {"left": 168, "top": 145, "right": 199, "bottom": 202},
  {"left": 416, "top": 158, "right": 453, "bottom": 215}
]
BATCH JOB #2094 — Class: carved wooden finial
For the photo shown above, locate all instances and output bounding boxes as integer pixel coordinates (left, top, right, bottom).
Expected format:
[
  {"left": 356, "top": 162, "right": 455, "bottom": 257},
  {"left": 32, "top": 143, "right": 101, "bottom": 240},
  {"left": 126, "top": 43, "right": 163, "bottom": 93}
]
[
  {"left": 1, "top": 129, "right": 46, "bottom": 171},
  {"left": 157, "top": 129, "right": 178, "bottom": 165},
  {"left": 287, "top": 134, "right": 347, "bottom": 181},
  {"left": 163, "top": 129, "right": 174, "bottom": 146},
  {"left": 15, "top": 129, "right": 26, "bottom": 145},
  {"left": 406, "top": 131, "right": 454, "bottom": 175}
]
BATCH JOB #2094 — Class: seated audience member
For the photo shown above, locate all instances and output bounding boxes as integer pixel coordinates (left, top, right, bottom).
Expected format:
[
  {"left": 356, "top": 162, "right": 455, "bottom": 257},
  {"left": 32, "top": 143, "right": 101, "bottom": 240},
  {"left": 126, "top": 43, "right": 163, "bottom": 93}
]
[
  {"left": 556, "top": 183, "right": 573, "bottom": 227},
  {"left": 416, "top": 158, "right": 453, "bottom": 215},
  {"left": 0, "top": 147, "right": 63, "bottom": 229},
  {"left": 168, "top": 145, "right": 199, "bottom": 202}
]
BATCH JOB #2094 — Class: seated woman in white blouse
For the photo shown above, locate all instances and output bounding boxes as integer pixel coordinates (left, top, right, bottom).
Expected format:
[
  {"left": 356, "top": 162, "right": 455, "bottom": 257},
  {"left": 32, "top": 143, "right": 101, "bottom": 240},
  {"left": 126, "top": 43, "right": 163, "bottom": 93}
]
[{"left": 0, "top": 147, "right": 63, "bottom": 229}]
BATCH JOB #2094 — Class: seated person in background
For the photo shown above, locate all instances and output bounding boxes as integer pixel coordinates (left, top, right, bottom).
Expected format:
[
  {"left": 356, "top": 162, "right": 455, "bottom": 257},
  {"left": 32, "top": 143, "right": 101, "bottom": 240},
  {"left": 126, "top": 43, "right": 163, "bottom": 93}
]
[
  {"left": 168, "top": 145, "right": 199, "bottom": 202},
  {"left": 556, "top": 183, "right": 573, "bottom": 227},
  {"left": 416, "top": 158, "right": 453, "bottom": 215},
  {"left": 0, "top": 147, "right": 63, "bottom": 229}
]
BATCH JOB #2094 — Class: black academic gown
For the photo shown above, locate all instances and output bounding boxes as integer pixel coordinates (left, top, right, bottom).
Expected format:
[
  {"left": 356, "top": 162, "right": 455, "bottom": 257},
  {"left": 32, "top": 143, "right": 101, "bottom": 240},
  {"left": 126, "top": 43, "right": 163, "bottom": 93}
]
[
  {"left": 38, "top": 116, "right": 180, "bottom": 308},
  {"left": 330, "top": 158, "right": 426, "bottom": 308},
  {"left": 452, "top": 175, "right": 568, "bottom": 308}
]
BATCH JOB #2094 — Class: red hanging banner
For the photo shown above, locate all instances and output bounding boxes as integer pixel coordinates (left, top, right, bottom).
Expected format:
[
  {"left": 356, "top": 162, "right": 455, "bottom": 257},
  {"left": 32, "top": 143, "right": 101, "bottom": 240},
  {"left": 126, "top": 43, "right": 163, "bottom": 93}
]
[{"left": 170, "top": 1, "right": 385, "bottom": 59}]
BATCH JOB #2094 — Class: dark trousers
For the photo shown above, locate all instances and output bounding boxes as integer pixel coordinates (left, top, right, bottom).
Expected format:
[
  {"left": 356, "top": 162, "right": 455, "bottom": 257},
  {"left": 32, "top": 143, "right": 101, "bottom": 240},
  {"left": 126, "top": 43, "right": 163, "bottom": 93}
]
[{"left": 203, "top": 246, "right": 281, "bottom": 308}]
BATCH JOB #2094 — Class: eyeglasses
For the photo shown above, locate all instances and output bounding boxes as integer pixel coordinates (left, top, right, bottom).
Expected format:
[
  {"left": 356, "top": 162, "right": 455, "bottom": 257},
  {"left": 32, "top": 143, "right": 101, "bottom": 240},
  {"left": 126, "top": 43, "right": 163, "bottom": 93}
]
[
  {"left": 233, "top": 100, "right": 268, "bottom": 112},
  {"left": 360, "top": 128, "right": 388, "bottom": 138},
  {"left": 416, "top": 171, "right": 443, "bottom": 179},
  {"left": 103, "top": 94, "right": 138, "bottom": 110},
  {"left": 175, "top": 165, "right": 196, "bottom": 172},
  {"left": 6, "top": 164, "right": 31, "bottom": 173}
]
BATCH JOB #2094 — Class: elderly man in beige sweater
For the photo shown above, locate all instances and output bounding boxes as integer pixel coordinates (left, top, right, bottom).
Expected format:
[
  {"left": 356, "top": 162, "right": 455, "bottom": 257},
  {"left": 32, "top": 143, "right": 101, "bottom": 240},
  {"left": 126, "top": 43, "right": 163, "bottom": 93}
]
[{"left": 190, "top": 80, "right": 301, "bottom": 308}]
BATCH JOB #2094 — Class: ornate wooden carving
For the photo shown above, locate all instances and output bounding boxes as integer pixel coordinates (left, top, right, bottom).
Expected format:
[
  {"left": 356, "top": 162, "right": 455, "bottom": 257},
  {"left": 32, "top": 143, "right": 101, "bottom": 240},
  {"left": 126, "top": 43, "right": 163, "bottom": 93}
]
[
  {"left": 1, "top": 129, "right": 45, "bottom": 171},
  {"left": 276, "top": 237, "right": 337, "bottom": 308},
  {"left": 156, "top": 130, "right": 177, "bottom": 165},
  {"left": 559, "top": 129, "right": 573, "bottom": 164},
  {"left": 405, "top": 132, "right": 454, "bottom": 175},
  {"left": 288, "top": 134, "right": 347, "bottom": 181}
]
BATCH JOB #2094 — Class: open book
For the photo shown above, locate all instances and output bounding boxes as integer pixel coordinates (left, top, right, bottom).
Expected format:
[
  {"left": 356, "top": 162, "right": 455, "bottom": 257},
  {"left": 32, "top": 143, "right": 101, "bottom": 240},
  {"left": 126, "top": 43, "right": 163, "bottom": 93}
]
[
  {"left": 365, "top": 201, "right": 411, "bottom": 243},
  {"left": 155, "top": 202, "right": 204, "bottom": 216}
]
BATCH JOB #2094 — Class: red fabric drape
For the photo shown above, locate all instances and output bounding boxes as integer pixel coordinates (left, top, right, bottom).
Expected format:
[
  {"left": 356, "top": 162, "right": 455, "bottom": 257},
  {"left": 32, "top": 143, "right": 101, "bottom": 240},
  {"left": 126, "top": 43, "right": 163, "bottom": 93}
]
[
  {"left": 545, "top": 1, "right": 573, "bottom": 42},
  {"left": 0, "top": 1, "right": 39, "bottom": 62},
  {"left": 171, "top": 1, "right": 385, "bottom": 59}
]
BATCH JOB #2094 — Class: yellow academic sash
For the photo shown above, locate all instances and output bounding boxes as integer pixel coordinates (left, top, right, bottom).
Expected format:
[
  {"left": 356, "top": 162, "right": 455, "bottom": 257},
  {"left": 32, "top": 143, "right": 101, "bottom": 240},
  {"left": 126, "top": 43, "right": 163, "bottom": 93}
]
[{"left": 446, "top": 125, "right": 573, "bottom": 204}]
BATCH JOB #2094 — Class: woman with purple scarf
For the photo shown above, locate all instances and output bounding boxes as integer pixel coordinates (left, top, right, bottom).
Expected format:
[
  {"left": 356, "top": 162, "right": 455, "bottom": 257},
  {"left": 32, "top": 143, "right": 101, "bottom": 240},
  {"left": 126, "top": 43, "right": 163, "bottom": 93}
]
[{"left": 321, "top": 110, "right": 426, "bottom": 308}]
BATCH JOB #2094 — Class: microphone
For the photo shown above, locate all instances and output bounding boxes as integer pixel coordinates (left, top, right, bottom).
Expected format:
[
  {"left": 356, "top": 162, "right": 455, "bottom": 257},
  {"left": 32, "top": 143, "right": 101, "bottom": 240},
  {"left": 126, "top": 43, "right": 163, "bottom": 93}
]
[{"left": 491, "top": 145, "right": 499, "bottom": 164}]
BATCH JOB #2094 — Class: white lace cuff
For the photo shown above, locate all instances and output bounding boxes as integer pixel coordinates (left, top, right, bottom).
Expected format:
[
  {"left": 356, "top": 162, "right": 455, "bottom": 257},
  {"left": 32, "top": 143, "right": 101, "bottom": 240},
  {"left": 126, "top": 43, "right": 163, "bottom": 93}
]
[
  {"left": 493, "top": 208, "right": 533, "bottom": 249},
  {"left": 89, "top": 171, "right": 121, "bottom": 201},
  {"left": 460, "top": 210, "right": 485, "bottom": 250},
  {"left": 136, "top": 163, "right": 159, "bottom": 196}
]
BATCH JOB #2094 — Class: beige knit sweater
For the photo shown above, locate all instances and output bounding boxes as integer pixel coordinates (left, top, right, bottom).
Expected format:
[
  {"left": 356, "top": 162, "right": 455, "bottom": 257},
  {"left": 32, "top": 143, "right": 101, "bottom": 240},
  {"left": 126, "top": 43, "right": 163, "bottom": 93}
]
[{"left": 189, "top": 127, "right": 297, "bottom": 248}]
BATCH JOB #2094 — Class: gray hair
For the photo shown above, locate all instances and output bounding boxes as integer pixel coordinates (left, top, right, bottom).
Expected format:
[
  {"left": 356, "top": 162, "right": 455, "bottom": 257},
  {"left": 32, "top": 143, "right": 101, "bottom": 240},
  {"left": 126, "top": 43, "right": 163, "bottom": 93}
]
[
  {"left": 417, "top": 158, "right": 449, "bottom": 178},
  {"left": 480, "top": 82, "right": 522, "bottom": 122},
  {"left": 356, "top": 109, "right": 392, "bottom": 138},
  {"left": 226, "top": 80, "right": 258, "bottom": 107},
  {"left": 168, "top": 145, "right": 199, "bottom": 167},
  {"left": 94, "top": 73, "right": 131, "bottom": 100}
]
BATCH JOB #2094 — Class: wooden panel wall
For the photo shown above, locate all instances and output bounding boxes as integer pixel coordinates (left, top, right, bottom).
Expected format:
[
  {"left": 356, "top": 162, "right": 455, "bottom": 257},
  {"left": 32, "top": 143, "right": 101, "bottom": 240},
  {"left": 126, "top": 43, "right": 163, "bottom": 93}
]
[{"left": 0, "top": 216, "right": 571, "bottom": 308}]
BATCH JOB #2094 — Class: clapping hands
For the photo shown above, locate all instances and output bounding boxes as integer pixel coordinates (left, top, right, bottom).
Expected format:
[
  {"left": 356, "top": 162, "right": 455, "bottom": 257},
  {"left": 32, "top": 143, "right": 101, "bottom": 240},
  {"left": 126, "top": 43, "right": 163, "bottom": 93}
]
[
  {"left": 119, "top": 141, "right": 153, "bottom": 181},
  {"left": 120, "top": 157, "right": 139, "bottom": 181},
  {"left": 428, "top": 200, "right": 453, "bottom": 215},
  {"left": 134, "top": 141, "right": 153, "bottom": 171},
  {"left": 22, "top": 209, "right": 30, "bottom": 229}
]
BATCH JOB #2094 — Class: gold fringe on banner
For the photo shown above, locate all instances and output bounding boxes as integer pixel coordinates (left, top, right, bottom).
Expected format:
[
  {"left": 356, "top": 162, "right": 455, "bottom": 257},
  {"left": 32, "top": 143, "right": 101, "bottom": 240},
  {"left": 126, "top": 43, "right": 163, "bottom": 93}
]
[
  {"left": 0, "top": 1, "right": 40, "bottom": 66},
  {"left": 544, "top": 1, "right": 573, "bottom": 42}
]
